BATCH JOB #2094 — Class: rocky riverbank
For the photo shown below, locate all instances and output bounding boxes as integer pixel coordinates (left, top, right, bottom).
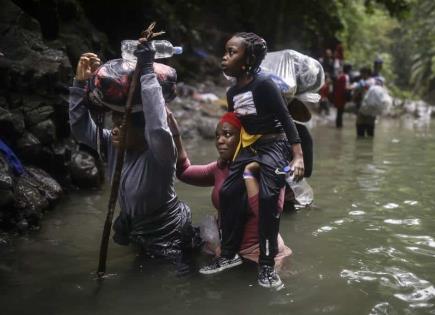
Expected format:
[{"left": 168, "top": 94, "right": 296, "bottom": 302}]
[{"left": 0, "top": 0, "right": 226, "bottom": 237}]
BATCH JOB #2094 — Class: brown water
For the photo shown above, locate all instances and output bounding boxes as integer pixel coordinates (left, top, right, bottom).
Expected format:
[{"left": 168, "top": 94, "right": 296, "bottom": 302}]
[{"left": 1, "top": 116, "right": 435, "bottom": 315}]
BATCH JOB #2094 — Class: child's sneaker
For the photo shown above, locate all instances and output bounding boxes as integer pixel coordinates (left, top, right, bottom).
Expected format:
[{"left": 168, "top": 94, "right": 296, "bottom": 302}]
[
  {"left": 199, "top": 254, "right": 243, "bottom": 274},
  {"left": 257, "top": 265, "right": 283, "bottom": 289}
]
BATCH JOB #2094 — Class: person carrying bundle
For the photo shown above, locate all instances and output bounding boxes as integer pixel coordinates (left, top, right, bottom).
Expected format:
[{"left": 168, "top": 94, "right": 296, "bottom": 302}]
[{"left": 69, "top": 40, "right": 195, "bottom": 263}]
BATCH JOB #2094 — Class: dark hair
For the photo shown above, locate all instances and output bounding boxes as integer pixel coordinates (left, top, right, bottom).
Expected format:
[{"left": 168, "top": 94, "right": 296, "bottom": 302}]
[{"left": 234, "top": 32, "right": 267, "bottom": 75}]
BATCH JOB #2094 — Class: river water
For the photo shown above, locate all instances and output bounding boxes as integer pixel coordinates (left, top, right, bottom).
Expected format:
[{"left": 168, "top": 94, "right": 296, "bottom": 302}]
[{"left": 1, "top": 116, "right": 434, "bottom": 315}]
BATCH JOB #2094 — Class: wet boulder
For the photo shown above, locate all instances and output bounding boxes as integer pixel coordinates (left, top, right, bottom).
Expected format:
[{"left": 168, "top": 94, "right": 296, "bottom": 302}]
[
  {"left": 15, "top": 132, "right": 42, "bottom": 163},
  {"left": 70, "top": 150, "right": 101, "bottom": 188},
  {"left": 0, "top": 107, "right": 25, "bottom": 143},
  {"left": 0, "top": 153, "right": 14, "bottom": 208},
  {"left": 29, "top": 119, "right": 56, "bottom": 145},
  {"left": 197, "top": 117, "right": 219, "bottom": 139},
  {"left": 26, "top": 166, "right": 62, "bottom": 204},
  {"left": 13, "top": 173, "right": 49, "bottom": 226},
  {"left": 21, "top": 97, "right": 55, "bottom": 127}
]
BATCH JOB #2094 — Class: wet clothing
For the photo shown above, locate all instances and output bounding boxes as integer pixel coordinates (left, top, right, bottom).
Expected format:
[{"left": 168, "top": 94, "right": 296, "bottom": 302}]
[
  {"left": 223, "top": 75, "right": 300, "bottom": 267},
  {"left": 227, "top": 76, "right": 300, "bottom": 145},
  {"left": 176, "top": 157, "right": 291, "bottom": 265},
  {"left": 354, "top": 78, "right": 376, "bottom": 138},
  {"left": 69, "top": 74, "right": 193, "bottom": 257},
  {"left": 334, "top": 73, "right": 350, "bottom": 128},
  {"left": 356, "top": 117, "right": 375, "bottom": 137},
  {"left": 220, "top": 138, "right": 290, "bottom": 266}
]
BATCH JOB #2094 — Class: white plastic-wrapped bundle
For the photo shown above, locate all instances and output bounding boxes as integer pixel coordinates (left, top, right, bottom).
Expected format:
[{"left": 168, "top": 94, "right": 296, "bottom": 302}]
[
  {"left": 260, "top": 49, "right": 324, "bottom": 103},
  {"left": 359, "top": 85, "right": 392, "bottom": 116}
]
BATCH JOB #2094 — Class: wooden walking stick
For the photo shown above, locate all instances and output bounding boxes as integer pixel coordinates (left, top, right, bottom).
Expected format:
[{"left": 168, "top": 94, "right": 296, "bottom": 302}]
[{"left": 97, "top": 22, "right": 165, "bottom": 278}]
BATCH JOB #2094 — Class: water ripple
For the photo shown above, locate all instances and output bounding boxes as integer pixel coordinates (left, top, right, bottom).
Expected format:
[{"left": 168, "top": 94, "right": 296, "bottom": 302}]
[
  {"left": 349, "top": 210, "right": 366, "bottom": 216},
  {"left": 383, "top": 203, "right": 400, "bottom": 209},
  {"left": 312, "top": 225, "right": 336, "bottom": 236},
  {"left": 384, "top": 219, "right": 421, "bottom": 226},
  {"left": 395, "top": 234, "right": 435, "bottom": 248},
  {"left": 341, "top": 267, "right": 435, "bottom": 309},
  {"left": 395, "top": 285, "right": 435, "bottom": 303}
]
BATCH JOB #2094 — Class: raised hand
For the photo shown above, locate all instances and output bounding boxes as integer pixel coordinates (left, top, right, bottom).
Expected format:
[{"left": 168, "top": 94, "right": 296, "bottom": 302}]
[
  {"left": 75, "top": 53, "right": 101, "bottom": 81},
  {"left": 134, "top": 39, "right": 155, "bottom": 75}
]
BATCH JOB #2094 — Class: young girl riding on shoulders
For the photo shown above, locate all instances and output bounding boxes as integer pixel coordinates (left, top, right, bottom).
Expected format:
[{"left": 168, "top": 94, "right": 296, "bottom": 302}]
[{"left": 199, "top": 32, "right": 304, "bottom": 289}]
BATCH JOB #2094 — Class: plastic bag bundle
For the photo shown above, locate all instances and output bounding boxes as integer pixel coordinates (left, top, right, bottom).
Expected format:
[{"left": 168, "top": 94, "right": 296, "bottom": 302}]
[
  {"left": 260, "top": 49, "right": 324, "bottom": 102},
  {"left": 287, "top": 178, "right": 314, "bottom": 207},
  {"left": 359, "top": 85, "right": 392, "bottom": 116},
  {"left": 88, "top": 59, "right": 177, "bottom": 113},
  {"left": 88, "top": 59, "right": 143, "bottom": 113},
  {"left": 260, "top": 51, "right": 297, "bottom": 96},
  {"left": 199, "top": 214, "right": 220, "bottom": 251}
]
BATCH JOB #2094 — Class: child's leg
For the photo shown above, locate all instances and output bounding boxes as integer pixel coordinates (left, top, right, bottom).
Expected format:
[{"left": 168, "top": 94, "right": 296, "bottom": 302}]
[
  {"left": 256, "top": 142, "right": 288, "bottom": 267},
  {"left": 219, "top": 157, "right": 250, "bottom": 259}
]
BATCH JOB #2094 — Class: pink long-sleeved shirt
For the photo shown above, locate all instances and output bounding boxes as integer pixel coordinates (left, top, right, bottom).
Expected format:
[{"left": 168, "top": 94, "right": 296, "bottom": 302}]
[{"left": 176, "top": 157, "right": 291, "bottom": 264}]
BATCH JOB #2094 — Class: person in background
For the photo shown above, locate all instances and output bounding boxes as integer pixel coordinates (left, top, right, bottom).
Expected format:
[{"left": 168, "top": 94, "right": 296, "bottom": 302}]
[
  {"left": 372, "top": 57, "right": 385, "bottom": 86},
  {"left": 333, "top": 63, "right": 352, "bottom": 128},
  {"left": 319, "top": 48, "right": 336, "bottom": 81},
  {"left": 318, "top": 73, "right": 332, "bottom": 116}
]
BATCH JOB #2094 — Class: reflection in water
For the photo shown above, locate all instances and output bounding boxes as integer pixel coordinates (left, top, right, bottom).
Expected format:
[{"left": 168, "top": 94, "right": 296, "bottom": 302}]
[{"left": 1, "top": 117, "right": 435, "bottom": 314}]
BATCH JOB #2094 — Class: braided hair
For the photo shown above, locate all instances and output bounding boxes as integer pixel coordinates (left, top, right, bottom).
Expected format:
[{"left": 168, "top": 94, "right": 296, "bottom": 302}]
[{"left": 234, "top": 32, "right": 268, "bottom": 75}]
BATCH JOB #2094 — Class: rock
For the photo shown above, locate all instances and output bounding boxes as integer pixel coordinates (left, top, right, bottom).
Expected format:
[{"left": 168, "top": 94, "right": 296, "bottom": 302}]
[
  {"left": 0, "top": 107, "right": 25, "bottom": 143},
  {"left": 197, "top": 117, "right": 219, "bottom": 139},
  {"left": 200, "top": 102, "right": 225, "bottom": 118},
  {"left": 21, "top": 97, "right": 55, "bottom": 126},
  {"left": 0, "top": 1, "right": 72, "bottom": 94},
  {"left": 15, "top": 132, "right": 42, "bottom": 163},
  {"left": 70, "top": 150, "right": 101, "bottom": 188},
  {"left": 29, "top": 119, "right": 56, "bottom": 145},
  {"left": 0, "top": 153, "right": 14, "bottom": 208},
  {"left": 26, "top": 166, "right": 63, "bottom": 204},
  {"left": 13, "top": 173, "right": 49, "bottom": 226}
]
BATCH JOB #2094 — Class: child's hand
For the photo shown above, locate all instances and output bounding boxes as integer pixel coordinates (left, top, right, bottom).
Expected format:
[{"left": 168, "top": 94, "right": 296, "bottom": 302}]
[{"left": 75, "top": 53, "right": 100, "bottom": 81}]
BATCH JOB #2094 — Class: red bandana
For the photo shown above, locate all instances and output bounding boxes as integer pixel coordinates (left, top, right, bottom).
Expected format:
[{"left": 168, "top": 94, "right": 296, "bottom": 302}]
[{"left": 219, "top": 112, "right": 241, "bottom": 130}]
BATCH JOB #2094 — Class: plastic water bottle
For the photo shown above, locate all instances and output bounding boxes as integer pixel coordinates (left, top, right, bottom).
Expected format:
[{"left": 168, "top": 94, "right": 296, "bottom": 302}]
[
  {"left": 277, "top": 166, "right": 314, "bottom": 207},
  {"left": 121, "top": 39, "right": 183, "bottom": 62}
]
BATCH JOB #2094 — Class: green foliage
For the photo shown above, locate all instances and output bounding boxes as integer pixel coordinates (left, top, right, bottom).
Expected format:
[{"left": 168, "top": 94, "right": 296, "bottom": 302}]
[
  {"left": 337, "top": 0, "right": 435, "bottom": 98},
  {"left": 338, "top": 1, "right": 400, "bottom": 86},
  {"left": 405, "top": 0, "right": 435, "bottom": 96}
]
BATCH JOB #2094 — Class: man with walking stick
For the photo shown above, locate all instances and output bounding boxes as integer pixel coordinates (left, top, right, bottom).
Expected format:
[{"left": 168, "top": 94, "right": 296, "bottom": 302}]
[{"left": 69, "top": 29, "right": 195, "bottom": 276}]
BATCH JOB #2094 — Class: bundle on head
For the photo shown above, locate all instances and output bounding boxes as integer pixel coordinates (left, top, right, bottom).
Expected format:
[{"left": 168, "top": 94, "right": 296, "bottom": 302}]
[{"left": 87, "top": 59, "right": 177, "bottom": 114}]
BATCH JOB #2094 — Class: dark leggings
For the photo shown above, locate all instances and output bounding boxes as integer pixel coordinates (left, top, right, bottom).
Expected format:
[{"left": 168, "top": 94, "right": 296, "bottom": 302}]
[
  {"left": 336, "top": 107, "right": 344, "bottom": 128},
  {"left": 220, "top": 139, "right": 289, "bottom": 266},
  {"left": 356, "top": 123, "right": 375, "bottom": 137}
]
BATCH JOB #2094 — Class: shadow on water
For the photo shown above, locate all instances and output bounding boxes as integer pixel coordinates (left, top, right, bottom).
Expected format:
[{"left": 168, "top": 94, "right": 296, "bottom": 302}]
[{"left": 1, "top": 117, "right": 435, "bottom": 315}]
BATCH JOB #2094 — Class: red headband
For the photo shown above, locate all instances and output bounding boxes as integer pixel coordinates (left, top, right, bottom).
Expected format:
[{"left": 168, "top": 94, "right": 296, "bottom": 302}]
[{"left": 219, "top": 112, "right": 242, "bottom": 130}]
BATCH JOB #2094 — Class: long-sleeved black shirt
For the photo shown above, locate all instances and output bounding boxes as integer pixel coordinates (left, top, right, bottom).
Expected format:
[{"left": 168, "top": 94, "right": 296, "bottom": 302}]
[{"left": 226, "top": 75, "right": 301, "bottom": 144}]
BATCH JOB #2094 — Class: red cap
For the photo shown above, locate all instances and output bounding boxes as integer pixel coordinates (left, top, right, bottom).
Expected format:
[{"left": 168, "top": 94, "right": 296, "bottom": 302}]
[{"left": 219, "top": 112, "right": 242, "bottom": 130}]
